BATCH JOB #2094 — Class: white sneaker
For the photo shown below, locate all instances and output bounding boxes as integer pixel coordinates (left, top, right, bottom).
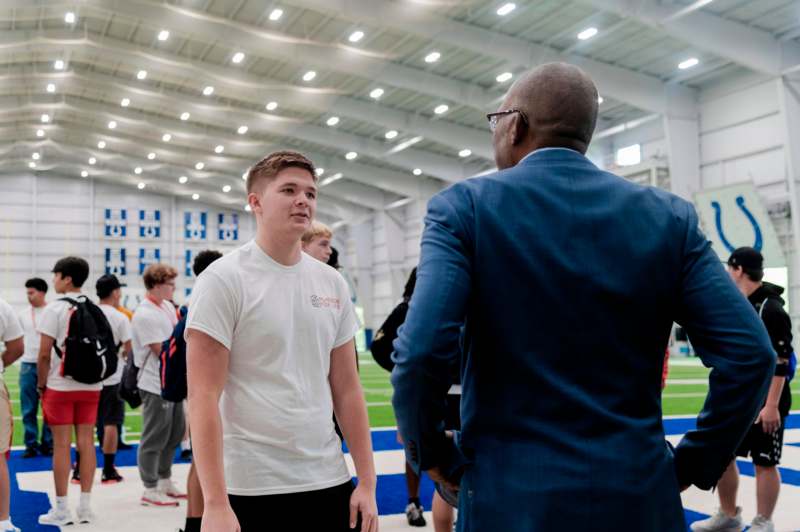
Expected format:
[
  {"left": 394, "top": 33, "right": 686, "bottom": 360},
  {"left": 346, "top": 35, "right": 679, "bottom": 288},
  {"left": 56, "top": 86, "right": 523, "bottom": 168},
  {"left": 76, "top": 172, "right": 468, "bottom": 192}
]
[
  {"left": 77, "top": 506, "right": 96, "bottom": 524},
  {"left": 748, "top": 515, "right": 775, "bottom": 532},
  {"left": 39, "top": 507, "right": 75, "bottom": 526},
  {"left": 141, "top": 487, "right": 179, "bottom": 507},
  {"left": 690, "top": 507, "right": 743, "bottom": 532},
  {"left": 0, "top": 519, "right": 20, "bottom": 532},
  {"left": 158, "top": 478, "right": 187, "bottom": 499}
]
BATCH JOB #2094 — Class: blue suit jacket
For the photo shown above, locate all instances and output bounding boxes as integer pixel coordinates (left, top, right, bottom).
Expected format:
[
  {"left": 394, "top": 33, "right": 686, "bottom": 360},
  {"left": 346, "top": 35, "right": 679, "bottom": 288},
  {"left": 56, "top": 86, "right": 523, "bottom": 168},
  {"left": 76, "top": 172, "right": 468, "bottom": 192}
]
[{"left": 391, "top": 148, "right": 775, "bottom": 531}]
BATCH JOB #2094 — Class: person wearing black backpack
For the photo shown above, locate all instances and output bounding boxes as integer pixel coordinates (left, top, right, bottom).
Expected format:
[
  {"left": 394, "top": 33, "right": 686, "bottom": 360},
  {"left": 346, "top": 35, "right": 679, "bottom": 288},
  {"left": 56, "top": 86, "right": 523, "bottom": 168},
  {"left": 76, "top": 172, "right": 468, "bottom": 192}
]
[{"left": 36, "top": 257, "right": 114, "bottom": 526}]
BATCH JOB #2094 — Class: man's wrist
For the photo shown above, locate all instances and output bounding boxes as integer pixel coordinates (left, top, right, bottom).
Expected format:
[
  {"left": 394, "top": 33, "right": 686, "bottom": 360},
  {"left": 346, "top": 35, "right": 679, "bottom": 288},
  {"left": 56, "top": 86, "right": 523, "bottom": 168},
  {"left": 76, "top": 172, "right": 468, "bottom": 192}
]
[
  {"left": 765, "top": 402, "right": 780, "bottom": 408},
  {"left": 356, "top": 475, "right": 377, "bottom": 490}
]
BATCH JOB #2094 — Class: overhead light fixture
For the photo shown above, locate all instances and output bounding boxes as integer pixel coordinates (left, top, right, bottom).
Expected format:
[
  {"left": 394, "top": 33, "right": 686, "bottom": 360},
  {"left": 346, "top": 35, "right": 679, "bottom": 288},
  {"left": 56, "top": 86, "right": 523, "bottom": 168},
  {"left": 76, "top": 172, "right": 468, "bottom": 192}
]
[
  {"left": 36, "top": 129, "right": 45, "bottom": 137},
  {"left": 412, "top": 168, "right": 422, "bottom": 176},
  {"left": 265, "top": 101, "right": 278, "bottom": 111},
  {"left": 679, "top": 57, "right": 699, "bottom": 70},
  {"left": 195, "top": 162, "right": 205, "bottom": 170},
  {"left": 180, "top": 112, "right": 190, "bottom": 121},
  {"left": 32, "top": 153, "right": 40, "bottom": 160},
  {"left": 81, "top": 170, "right": 88, "bottom": 178},
  {"left": 97, "top": 141, "right": 106, "bottom": 149},
  {"left": 28, "top": 162, "right": 37, "bottom": 169},
  {"left": 46, "top": 83, "right": 56, "bottom": 93},
  {"left": 496, "top": 3, "right": 516, "bottom": 16},
  {"left": 387, "top": 135, "right": 423, "bottom": 155},
  {"left": 158, "top": 30, "right": 170, "bottom": 41},
  {"left": 203, "top": 85, "right": 214, "bottom": 96},
  {"left": 385, "top": 130, "right": 398, "bottom": 139},
  {"left": 120, "top": 98, "right": 130, "bottom": 107},
  {"left": 222, "top": 185, "right": 231, "bottom": 193},
  {"left": 147, "top": 152, "right": 156, "bottom": 160},
  {"left": 108, "top": 120, "right": 117, "bottom": 129},
  {"left": 192, "top": 193, "right": 200, "bottom": 200},
  {"left": 232, "top": 52, "right": 245, "bottom": 64},
  {"left": 303, "top": 70, "right": 316, "bottom": 82},
  {"left": 577, "top": 27, "right": 598, "bottom": 40},
  {"left": 41, "top": 114, "right": 51, "bottom": 123},
  {"left": 134, "top": 167, "right": 143, "bottom": 174},
  {"left": 326, "top": 116, "right": 340, "bottom": 126},
  {"left": 345, "top": 151, "right": 357, "bottom": 160},
  {"left": 320, "top": 172, "right": 343, "bottom": 186},
  {"left": 315, "top": 168, "right": 325, "bottom": 176},
  {"left": 138, "top": 182, "right": 146, "bottom": 190},
  {"left": 179, "top": 176, "right": 188, "bottom": 184},
  {"left": 269, "top": 8, "right": 283, "bottom": 21},
  {"left": 237, "top": 125, "right": 248, "bottom": 135},
  {"left": 245, "top": 204, "right": 252, "bottom": 212},
  {"left": 137, "top": 70, "right": 147, "bottom": 80},
  {"left": 598, "top": 96, "right": 604, "bottom": 104},
  {"left": 385, "top": 198, "right": 414, "bottom": 210},
  {"left": 241, "top": 171, "right": 248, "bottom": 180},
  {"left": 162, "top": 133, "right": 172, "bottom": 142},
  {"left": 424, "top": 51, "right": 440, "bottom": 63},
  {"left": 214, "top": 145, "right": 225, "bottom": 154},
  {"left": 54, "top": 60, "right": 65, "bottom": 70},
  {"left": 348, "top": 30, "right": 364, "bottom": 43},
  {"left": 369, "top": 88, "right": 384, "bottom": 99},
  {"left": 434, "top": 104, "right": 449, "bottom": 115},
  {"left": 64, "top": 12, "right": 76, "bottom": 24},
  {"left": 88, "top": 157, "right": 97, "bottom": 165},
  {"left": 496, "top": 72, "right": 513, "bottom": 83},
  {"left": 459, "top": 148, "right": 472, "bottom": 158}
]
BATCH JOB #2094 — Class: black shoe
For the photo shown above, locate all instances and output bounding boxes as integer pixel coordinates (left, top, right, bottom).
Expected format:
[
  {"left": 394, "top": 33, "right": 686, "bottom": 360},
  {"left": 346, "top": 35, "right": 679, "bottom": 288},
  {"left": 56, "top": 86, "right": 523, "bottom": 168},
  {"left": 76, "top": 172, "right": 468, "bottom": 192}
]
[
  {"left": 117, "top": 441, "right": 133, "bottom": 451},
  {"left": 70, "top": 467, "right": 80, "bottom": 485},
  {"left": 38, "top": 443, "right": 53, "bottom": 456},
  {"left": 101, "top": 468, "right": 124, "bottom": 484},
  {"left": 180, "top": 449, "right": 192, "bottom": 460},
  {"left": 405, "top": 501, "right": 427, "bottom": 527},
  {"left": 22, "top": 447, "right": 38, "bottom": 458}
]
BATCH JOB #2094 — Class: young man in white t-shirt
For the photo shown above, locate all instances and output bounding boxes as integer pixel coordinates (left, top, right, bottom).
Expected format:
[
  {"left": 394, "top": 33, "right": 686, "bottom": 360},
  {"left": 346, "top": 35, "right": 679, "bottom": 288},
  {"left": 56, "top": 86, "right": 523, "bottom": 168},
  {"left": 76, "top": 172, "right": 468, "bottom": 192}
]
[
  {"left": 0, "top": 297, "right": 24, "bottom": 532},
  {"left": 301, "top": 221, "right": 334, "bottom": 263},
  {"left": 132, "top": 263, "right": 186, "bottom": 507},
  {"left": 36, "top": 256, "right": 101, "bottom": 525},
  {"left": 19, "top": 277, "right": 53, "bottom": 458},
  {"left": 186, "top": 150, "right": 378, "bottom": 532}
]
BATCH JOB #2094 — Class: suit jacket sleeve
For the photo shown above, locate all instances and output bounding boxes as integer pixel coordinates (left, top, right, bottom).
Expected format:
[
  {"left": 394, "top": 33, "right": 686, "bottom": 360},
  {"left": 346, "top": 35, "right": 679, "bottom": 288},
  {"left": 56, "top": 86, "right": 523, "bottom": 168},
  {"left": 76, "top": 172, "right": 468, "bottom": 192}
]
[
  {"left": 391, "top": 189, "right": 472, "bottom": 475},
  {"left": 761, "top": 299, "right": 792, "bottom": 374},
  {"left": 673, "top": 200, "right": 775, "bottom": 490}
]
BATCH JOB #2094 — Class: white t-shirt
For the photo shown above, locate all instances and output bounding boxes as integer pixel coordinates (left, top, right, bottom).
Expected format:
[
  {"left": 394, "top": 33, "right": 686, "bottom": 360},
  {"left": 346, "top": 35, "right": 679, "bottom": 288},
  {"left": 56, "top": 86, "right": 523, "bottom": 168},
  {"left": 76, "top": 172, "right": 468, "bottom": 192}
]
[
  {"left": 19, "top": 305, "right": 46, "bottom": 364},
  {"left": 0, "top": 299, "right": 24, "bottom": 373},
  {"left": 132, "top": 297, "right": 177, "bottom": 395},
  {"left": 186, "top": 240, "right": 360, "bottom": 496},
  {"left": 37, "top": 294, "right": 103, "bottom": 392},
  {"left": 100, "top": 304, "right": 132, "bottom": 386}
]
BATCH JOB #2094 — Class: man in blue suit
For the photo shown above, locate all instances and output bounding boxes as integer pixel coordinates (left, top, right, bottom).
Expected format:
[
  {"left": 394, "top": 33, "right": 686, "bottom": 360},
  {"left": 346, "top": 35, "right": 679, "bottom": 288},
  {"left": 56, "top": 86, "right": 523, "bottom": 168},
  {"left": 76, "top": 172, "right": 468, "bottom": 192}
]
[{"left": 391, "top": 63, "right": 776, "bottom": 531}]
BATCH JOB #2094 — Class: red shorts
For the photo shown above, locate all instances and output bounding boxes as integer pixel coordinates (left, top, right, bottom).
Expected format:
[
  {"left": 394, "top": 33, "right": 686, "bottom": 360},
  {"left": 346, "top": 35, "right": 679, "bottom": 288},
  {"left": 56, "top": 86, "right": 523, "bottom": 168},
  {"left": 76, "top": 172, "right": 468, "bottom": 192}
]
[{"left": 42, "top": 389, "right": 101, "bottom": 426}]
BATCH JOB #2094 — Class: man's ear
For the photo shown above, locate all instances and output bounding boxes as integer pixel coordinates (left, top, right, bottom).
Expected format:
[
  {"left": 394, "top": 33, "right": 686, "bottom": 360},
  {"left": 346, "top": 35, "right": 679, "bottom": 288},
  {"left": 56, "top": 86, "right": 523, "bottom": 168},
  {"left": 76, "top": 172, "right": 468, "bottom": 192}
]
[{"left": 510, "top": 113, "right": 528, "bottom": 146}]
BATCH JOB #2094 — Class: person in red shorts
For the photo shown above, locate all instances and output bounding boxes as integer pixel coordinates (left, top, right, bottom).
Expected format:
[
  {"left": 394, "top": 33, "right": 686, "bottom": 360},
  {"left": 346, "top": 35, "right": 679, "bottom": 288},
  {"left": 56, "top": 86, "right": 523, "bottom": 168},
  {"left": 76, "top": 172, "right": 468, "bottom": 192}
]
[{"left": 36, "top": 256, "right": 102, "bottom": 526}]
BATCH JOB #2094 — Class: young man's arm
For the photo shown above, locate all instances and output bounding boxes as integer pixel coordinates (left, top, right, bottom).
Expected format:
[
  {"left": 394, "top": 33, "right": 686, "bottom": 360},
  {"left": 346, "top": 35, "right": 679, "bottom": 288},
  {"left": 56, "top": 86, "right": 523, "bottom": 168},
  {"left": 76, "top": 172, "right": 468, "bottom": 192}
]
[
  {"left": 122, "top": 340, "right": 133, "bottom": 360},
  {"left": 757, "top": 376, "right": 786, "bottom": 434},
  {"left": 329, "top": 340, "right": 378, "bottom": 532},
  {"left": 0, "top": 337, "right": 23, "bottom": 368},
  {"left": 186, "top": 328, "right": 239, "bottom": 532},
  {"left": 36, "top": 335, "right": 56, "bottom": 392},
  {"left": 757, "top": 300, "right": 793, "bottom": 434}
]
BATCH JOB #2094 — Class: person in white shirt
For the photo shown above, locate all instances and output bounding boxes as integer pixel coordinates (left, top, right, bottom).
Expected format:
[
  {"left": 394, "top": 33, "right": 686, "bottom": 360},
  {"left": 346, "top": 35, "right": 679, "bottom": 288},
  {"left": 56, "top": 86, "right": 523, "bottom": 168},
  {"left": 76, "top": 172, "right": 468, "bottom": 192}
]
[
  {"left": 186, "top": 150, "right": 378, "bottom": 532},
  {"left": 18, "top": 277, "right": 53, "bottom": 458},
  {"left": 132, "top": 263, "right": 186, "bottom": 507},
  {"left": 37, "top": 256, "right": 101, "bottom": 526},
  {"left": 301, "top": 221, "right": 334, "bottom": 263},
  {"left": 0, "top": 297, "right": 24, "bottom": 532}
]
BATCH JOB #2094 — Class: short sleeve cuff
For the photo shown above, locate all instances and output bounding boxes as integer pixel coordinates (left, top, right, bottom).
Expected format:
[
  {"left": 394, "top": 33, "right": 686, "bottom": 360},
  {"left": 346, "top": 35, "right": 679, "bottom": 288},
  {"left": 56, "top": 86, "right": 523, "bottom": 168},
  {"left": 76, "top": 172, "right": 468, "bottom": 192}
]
[{"left": 185, "top": 323, "right": 232, "bottom": 351}]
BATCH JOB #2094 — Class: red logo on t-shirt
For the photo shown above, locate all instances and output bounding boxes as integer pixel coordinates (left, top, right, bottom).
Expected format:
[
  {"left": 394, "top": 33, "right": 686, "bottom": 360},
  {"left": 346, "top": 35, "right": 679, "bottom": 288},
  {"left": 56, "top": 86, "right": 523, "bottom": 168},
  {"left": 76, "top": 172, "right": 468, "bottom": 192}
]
[{"left": 310, "top": 295, "right": 341, "bottom": 310}]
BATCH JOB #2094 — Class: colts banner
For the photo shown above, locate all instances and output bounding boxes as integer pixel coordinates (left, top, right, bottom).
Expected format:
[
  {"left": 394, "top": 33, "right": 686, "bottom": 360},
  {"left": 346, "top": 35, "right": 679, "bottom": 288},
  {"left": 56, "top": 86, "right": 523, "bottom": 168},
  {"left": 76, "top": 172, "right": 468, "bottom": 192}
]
[
  {"left": 139, "top": 209, "right": 161, "bottom": 238},
  {"left": 185, "top": 249, "right": 194, "bottom": 277},
  {"left": 104, "top": 248, "right": 127, "bottom": 276},
  {"left": 104, "top": 209, "right": 127, "bottom": 238},
  {"left": 218, "top": 213, "right": 239, "bottom": 242},
  {"left": 185, "top": 212, "right": 207, "bottom": 241},
  {"left": 139, "top": 248, "right": 161, "bottom": 275}
]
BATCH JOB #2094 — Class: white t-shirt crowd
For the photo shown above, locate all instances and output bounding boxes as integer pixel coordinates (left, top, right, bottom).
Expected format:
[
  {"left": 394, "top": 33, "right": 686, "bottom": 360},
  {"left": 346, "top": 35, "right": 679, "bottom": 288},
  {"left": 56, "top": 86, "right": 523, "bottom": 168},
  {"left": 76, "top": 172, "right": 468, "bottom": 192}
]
[{"left": 132, "top": 297, "right": 178, "bottom": 396}]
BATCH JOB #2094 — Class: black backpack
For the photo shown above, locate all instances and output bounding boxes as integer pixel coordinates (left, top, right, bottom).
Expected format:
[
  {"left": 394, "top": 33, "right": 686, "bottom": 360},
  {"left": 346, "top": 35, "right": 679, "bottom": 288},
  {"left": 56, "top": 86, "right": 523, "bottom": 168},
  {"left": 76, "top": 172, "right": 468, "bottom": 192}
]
[
  {"left": 56, "top": 297, "right": 118, "bottom": 384},
  {"left": 370, "top": 300, "right": 409, "bottom": 372},
  {"left": 160, "top": 306, "right": 188, "bottom": 402}
]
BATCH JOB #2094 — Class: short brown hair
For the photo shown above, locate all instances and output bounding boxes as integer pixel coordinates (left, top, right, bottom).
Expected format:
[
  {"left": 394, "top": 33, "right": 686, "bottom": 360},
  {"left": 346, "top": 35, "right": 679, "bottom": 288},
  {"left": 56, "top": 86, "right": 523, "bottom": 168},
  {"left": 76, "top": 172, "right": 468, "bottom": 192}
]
[
  {"left": 143, "top": 263, "right": 178, "bottom": 290},
  {"left": 301, "top": 221, "right": 333, "bottom": 244},
  {"left": 246, "top": 150, "right": 317, "bottom": 194}
]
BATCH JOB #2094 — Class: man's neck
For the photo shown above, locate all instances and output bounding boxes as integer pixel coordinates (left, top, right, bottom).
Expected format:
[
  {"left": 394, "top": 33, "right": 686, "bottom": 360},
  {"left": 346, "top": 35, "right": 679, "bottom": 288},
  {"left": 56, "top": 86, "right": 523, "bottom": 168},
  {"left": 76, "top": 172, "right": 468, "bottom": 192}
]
[
  {"left": 61, "top": 288, "right": 81, "bottom": 295},
  {"left": 255, "top": 226, "right": 303, "bottom": 266},
  {"left": 99, "top": 298, "right": 114, "bottom": 306},
  {"left": 743, "top": 281, "right": 763, "bottom": 298},
  {"left": 146, "top": 292, "right": 163, "bottom": 306},
  {"left": 31, "top": 301, "right": 46, "bottom": 309}
]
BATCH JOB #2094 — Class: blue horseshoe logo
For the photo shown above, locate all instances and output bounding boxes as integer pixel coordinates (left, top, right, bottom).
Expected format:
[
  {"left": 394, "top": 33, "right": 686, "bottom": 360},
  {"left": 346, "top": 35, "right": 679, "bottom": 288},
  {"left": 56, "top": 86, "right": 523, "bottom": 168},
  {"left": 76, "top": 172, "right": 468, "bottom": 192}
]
[{"left": 711, "top": 195, "right": 763, "bottom": 253}]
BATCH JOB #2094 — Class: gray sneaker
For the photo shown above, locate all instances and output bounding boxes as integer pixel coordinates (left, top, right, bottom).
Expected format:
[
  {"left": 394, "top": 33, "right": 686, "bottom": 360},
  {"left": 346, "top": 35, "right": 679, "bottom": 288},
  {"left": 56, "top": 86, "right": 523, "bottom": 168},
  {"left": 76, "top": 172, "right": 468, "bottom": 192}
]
[
  {"left": 748, "top": 515, "right": 775, "bottom": 532},
  {"left": 689, "top": 507, "right": 743, "bottom": 532}
]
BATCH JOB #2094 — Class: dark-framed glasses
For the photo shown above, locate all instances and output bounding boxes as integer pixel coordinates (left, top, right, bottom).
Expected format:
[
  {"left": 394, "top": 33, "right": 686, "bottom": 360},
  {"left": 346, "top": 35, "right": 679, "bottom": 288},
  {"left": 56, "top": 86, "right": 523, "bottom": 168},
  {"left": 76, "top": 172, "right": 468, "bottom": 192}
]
[{"left": 486, "top": 109, "right": 528, "bottom": 131}]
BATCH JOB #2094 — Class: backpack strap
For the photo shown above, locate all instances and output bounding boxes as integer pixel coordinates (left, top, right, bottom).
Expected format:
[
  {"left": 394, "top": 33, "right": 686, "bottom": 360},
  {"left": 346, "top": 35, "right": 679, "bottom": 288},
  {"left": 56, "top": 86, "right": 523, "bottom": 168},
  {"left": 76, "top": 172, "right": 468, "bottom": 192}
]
[{"left": 53, "top": 297, "right": 81, "bottom": 358}]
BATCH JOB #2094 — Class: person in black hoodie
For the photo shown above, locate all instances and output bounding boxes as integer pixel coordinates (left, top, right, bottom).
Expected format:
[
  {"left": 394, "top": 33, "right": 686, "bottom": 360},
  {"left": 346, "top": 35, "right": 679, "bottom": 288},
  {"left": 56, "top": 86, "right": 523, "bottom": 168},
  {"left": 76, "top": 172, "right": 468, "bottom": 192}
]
[{"left": 693, "top": 247, "right": 793, "bottom": 532}]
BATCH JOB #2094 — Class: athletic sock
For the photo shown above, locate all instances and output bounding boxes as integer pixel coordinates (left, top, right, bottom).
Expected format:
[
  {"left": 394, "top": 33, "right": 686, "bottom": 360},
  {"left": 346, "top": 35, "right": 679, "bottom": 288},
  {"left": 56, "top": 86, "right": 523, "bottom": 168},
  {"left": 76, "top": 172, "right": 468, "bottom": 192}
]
[
  {"left": 103, "top": 453, "right": 116, "bottom": 472},
  {"left": 184, "top": 517, "right": 202, "bottom": 532},
  {"left": 408, "top": 497, "right": 421, "bottom": 506},
  {"left": 79, "top": 491, "right": 91, "bottom": 510},
  {"left": 181, "top": 439, "right": 191, "bottom": 451},
  {"left": 0, "top": 520, "right": 12, "bottom": 529},
  {"left": 74, "top": 451, "right": 80, "bottom": 469},
  {"left": 56, "top": 495, "right": 69, "bottom": 512}
]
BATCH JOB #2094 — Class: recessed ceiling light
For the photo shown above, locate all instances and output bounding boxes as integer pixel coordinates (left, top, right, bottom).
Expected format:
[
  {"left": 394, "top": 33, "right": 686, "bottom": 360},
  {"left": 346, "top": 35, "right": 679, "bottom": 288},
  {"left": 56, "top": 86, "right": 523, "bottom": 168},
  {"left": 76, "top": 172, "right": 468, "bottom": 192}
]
[
  {"left": 245, "top": 204, "right": 252, "bottom": 212},
  {"left": 54, "top": 60, "right": 65, "bottom": 70},
  {"left": 269, "top": 8, "right": 283, "bottom": 21},
  {"left": 28, "top": 162, "right": 36, "bottom": 169},
  {"left": 137, "top": 70, "right": 147, "bottom": 80},
  {"left": 496, "top": 2, "right": 516, "bottom": 16},
  {"left": 578, "top": 27, "right": 598, "bottom": 41},
  {"left": 412, "top": 168, "right": 422, "bottom": 176},
  {"left": 303, "top": 70, "right": 317, "bottom": 82},
  {"left": 147, "top": 152, "right": 156, "bottom": 160},
  {"left": 315, "top": 168, "right": 325, "bottom": 176},
  {"left": 202, "top": 85, "right": 214, "bottom": 96},
  {"left": 195, "top": 162, "right": 205, "bottom": 170},
  {"left": 46, "top": 83, "right": 56, "bottom": 93},
  {"left": 32, "top": 153, "right": 40, "bottom": 160},
  {"left": 81, "top": 170, "right": 88, "bottom": 178},
  {"left": 179, "top": 176, "right": 188, "bottom": 184},
  {"left": 36, "top": 129, "right": 45, "bottom": 137},
  {"left": 138, "top": 182, "right": 146, "bottom": 190},
  {"left": 326, "top": 116, "right": 340, "bottom": 126},
  {"left": 424, "top": 51, "right": 440, "bottom": 63},
  {"left": 348, "top": 30, "right": 364, "bottom": 43},
  {"left": 369, "top": 88, "right": 384, "bottom": 99},
  {"left": 434, "top": 104, "right": 449, "bottom": 115},
  {"left": 679, "top": 57, "right": 699, "bottom": 70},
  {"left": 158, "top": 30, "right": 170, "bottom": 41},
  {"left": 214, "top": 145, "right": 225, "bottom": 154},
  {"left": 598, "top": 96, "right": 604, "bottom": 104},
  {"left": 97, "top": 141, "right": 106, "bottom": 149},
  {"left": 459, "top": 148, "right": 472, "bottom": 158},
  {"left": 385, "top": 130, "right": 398, "bottom": 139},
  {"left": 64, "top": 12, "right": 76, "bottom": 24},
  {"left": 180, "top": 112, "right": 190, "bottom": 121},
  {"left": 241, "top": 171, "right": 248, "bottom": 180},
  {"left": 162, "top": 133, "right": 172, "bottom": 142},
  {"left": 108, "top": 120, "right": 117, "bottom": 129},
  {"left": 232, "top": 52, "right": 245, "bottom": 64},
  {"left": 345, "top": 151, "right": 357, "bottom": 160},
  {"left": 237, "top": 125, "right": 248, "bottom": 135},
  {"left": 40, "top": 114, "right": 50, "bottom": 123},
  {"left": 266, "top": 101, "right": 278, "bottom": 111},
  {"left": 496, "top": 72, "right": 513, "bottom": 83},
  {"left": 192, "top": 193, "right": 200, "bottom": 200},
  {"left": 88, "top": 157, "right": 97, "bottom": 165},
  {"left": 134, "top": 167, "right": 143, "bottom": 174},
  {"left": 120, "top": 98, "right": 130, "bottom": 107},
  {"left": 222, "top": 185, "right": 231, "bottom": 193}
]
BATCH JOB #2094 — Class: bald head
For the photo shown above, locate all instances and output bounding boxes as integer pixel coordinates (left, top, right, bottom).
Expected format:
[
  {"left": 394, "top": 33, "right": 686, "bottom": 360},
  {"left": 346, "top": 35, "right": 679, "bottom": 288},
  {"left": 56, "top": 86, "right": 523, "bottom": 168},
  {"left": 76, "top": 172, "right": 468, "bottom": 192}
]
[{"left": 492, "top": 63, "right": 599, "bottom": 169}]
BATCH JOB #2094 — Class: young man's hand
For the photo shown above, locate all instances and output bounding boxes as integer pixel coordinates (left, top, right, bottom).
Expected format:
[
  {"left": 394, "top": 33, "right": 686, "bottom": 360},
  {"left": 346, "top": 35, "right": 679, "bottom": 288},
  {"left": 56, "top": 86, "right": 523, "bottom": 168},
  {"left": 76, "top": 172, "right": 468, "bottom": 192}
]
[
  {"left": 201, "top": 503, "right": 240, "bottom": 532},
  {"left": 349, "top": 483, "right": 378, "bottom": 532},
  {"left": 756, "top": 404, "right": 781, "bottom": 434}
]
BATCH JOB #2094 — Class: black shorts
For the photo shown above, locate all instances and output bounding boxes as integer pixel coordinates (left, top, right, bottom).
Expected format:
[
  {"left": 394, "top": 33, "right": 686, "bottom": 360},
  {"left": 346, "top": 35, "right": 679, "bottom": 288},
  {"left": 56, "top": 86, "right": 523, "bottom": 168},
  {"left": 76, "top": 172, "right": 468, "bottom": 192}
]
[
  {"left": 97, "top": 384, "right": 125, "bottom": 427},
  {"left": 736, "top": 418, "right": 786, "bottom": 467},
  {"left": 229, "top": 480, "right": 359, "bottom": 532},
  {"left": 445, "top": 393, "right": 461, "bottom": 431}
]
